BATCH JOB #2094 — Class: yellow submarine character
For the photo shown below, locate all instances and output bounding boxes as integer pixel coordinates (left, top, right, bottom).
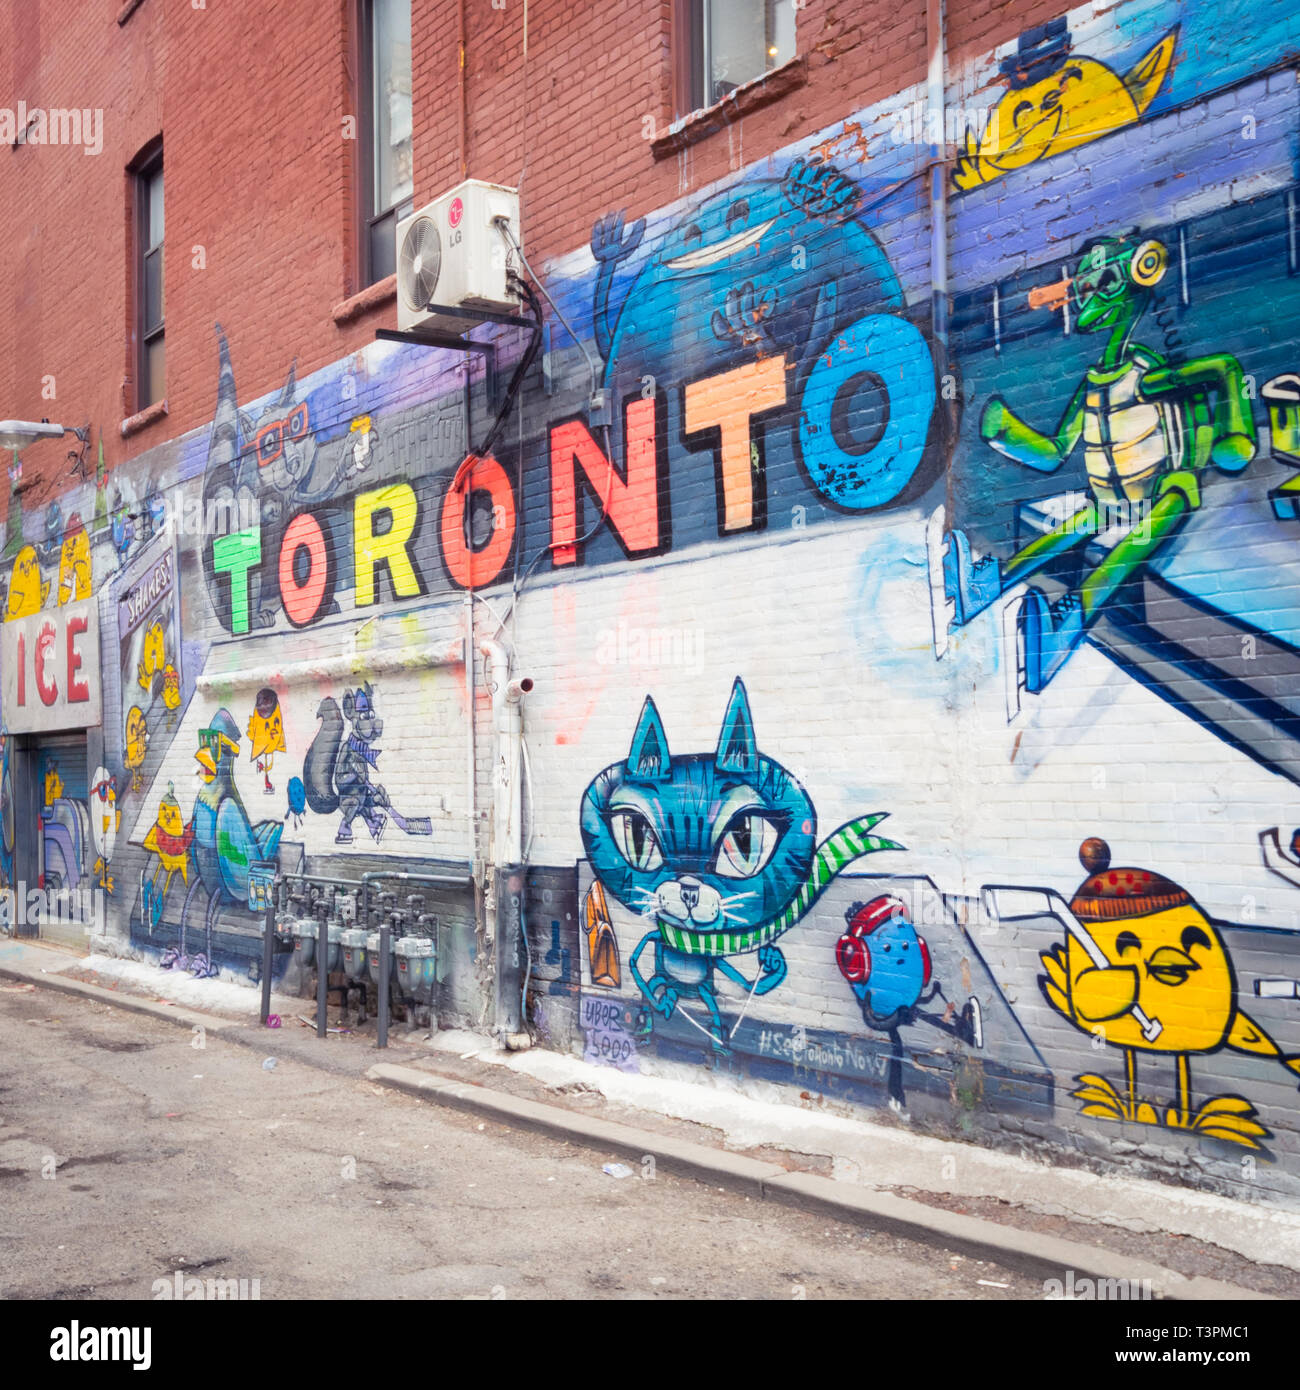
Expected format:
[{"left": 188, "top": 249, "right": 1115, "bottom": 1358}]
[
  {"left": 5, "top": 545, "right": 49, "bottom": 620},
  {"left": 56, "top": 515, "right": 91, "bottom": 604},
  {"left": 954, "top": 21, "right": 1177, "bottom": 192},
  {"left": 1040, "top": 839, "right": 1300, "bottom": 1150}
]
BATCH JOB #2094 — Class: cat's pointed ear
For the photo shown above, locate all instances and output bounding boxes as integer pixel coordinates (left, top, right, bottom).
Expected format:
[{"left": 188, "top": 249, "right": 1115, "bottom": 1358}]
[
  {"left": 627, "top": 697, "right": 670, "bottom": 778},
  {"left": 279, "top": 360, "right": 298, "bottom": 409},
  {"left": 715, "top": 678, "right": 758, "bottom": 775}
]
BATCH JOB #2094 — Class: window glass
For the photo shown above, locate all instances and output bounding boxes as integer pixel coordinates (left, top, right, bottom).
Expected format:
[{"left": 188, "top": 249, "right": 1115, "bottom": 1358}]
[
  {"left": 144, "top": 337, "right": 165, "bottom": 409},
  {"left": 372, "top": 0, "right": 413, "bottom": 216},
  {"left": 701, "top": 0, "right": 794, "bottom": 106},
  {"left": 147, "top": 167, "right": 164, "bottom": 248},
  {"left": 143, "top": 246, "right": 163, "bottom": 332}
]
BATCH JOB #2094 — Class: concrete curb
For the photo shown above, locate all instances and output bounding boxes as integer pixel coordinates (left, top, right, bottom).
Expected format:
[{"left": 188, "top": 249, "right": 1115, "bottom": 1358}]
[
  {"left": 366, "top": 1061, "right": 1274, "bottom": 1302},
  {"left": 0, "top": 956, "right": 239, "bottom": 1036},
  {"left": 0, "top": 951, "right": 1276, "bottom": 1300}
]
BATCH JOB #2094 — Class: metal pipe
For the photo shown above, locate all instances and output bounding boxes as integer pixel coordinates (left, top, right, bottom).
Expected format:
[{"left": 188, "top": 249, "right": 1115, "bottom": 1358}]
[
  {"left": 464, "top": 603, "right": 477, "bottom": 875},
  {"left": 926, "top": 0, "right": 949, "bottom": 363},
  {"left": 260, "top": 895, "right": 275, "bottom": 1025},
  {"left": 377, "top": 923, "right": 392, "bottom": 1049},
  {"left": 359, "top": 869, "right": 473, "bottom": 931},
  {"left": 457, "top": 0, "right": 469, "bottom": 178},
  {"left": 316, "top": 914, "right": 328, "bottom": 1039},
  {"left": 281, "top": 872, "right": 364, "bottom": 889}
]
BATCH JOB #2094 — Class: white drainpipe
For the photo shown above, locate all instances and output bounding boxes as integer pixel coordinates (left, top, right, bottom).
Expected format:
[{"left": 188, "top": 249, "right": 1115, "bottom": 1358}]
[
  {"left": 479, "top": 639, "right": 532, "bottom": 870},
  {"left": 479, "top": 639, "right": 533, "bottom": 1049}
]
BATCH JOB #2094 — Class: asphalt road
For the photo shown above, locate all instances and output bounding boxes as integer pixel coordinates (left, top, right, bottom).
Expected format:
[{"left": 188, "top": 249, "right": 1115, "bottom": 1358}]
[{"left": 0, "top": 981, "right": 1050, "bottom": 1300}]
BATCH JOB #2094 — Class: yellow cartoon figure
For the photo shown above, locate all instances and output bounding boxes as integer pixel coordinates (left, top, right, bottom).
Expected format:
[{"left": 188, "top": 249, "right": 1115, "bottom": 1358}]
[
  {"left": 5, "top": 545, "right": 49, "bottom": 620},
  {"left": 161, "top": 663, "right": 181, "bottom": 723},
  {"left": 124, "top": 705, "right": 149, "bottom": 792},
  {"left": 954, "top": 21, "right": 1177, "bottom": 192},
  {"left": 142, "top": 781, "right": 194, "bottom": 913},
  {"left": 43, "top": 762, "right": 65, "bottom": 807},
  {"left": 1040, "top": 840, "right": 1300, "bottom": 1149},
  {"left": 138, "top": 620, "right": 166, "bottom": 692},
  {"left": 247, "top": 687, "right": 286, "bottom": 795},
  {"left": 90, "top": 766, "right": 120, "bottom": 894},
  {"left": 56, "top": 515, "right": 91, "bottom": 604}
]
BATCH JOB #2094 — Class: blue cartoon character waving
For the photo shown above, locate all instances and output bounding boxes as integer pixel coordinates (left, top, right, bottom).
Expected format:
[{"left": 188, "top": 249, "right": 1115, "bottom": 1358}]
[
  {"left": 589, "top": 156, "right": 938, "bottom": 513},
  {"left": 580, "top": 679, "right": 902, "bottom": 1049}
]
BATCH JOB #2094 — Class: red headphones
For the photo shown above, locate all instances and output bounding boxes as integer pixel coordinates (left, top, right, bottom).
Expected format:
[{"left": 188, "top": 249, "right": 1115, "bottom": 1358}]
[{"left": 836, "top": 895, "right": 932, "bottom": 987}]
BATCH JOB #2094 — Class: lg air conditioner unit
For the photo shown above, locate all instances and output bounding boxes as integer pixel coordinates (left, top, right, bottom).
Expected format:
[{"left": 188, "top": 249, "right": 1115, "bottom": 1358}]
[{"left": 396, "top": 180, "right": 521, "bottom": 334}]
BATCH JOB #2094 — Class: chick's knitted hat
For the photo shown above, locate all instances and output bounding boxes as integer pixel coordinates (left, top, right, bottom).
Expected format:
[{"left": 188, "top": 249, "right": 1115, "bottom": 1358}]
[{"left": 1070, "top": 838, "right": 1192, "bottom": 923}]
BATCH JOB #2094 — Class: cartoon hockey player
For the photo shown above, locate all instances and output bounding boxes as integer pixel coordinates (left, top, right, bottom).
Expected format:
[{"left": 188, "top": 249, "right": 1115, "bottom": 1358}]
[
  {"left": 1037, "top": 839, "right": 1300, "bottom": 1149},
  {"left": 934, "top": 233, "right": 1257, "bottom": 692},
  {"left": 247, "top": 687, "right": 286, "bottom": 795},
  {"left": 835, "top": 894, "right": 983, "bottom": 1107}
]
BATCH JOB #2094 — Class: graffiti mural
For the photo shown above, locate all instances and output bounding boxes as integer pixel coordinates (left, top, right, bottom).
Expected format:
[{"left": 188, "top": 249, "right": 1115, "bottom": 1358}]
[
  {"left": 580, "top": 679, "right": 903, "bottom": 1048},
  {"left": 56, "top": 516, "right": 91, "bottom": 604},
  {"left": 1035, "top": 839, "right": 1300, "bottom": 1149},
  {"left": 247, "top": 687, "right": 285, "bottom": 796},
  {"left": 89, "top": 765, "right": 119, "bottom": 894},
  {"left": 5, "top": 0, "right": 1297, "bottom": 1208},
  {"left": 117, "top": 531, "right": 182, "bottom": 799},
  {"left": 5, "top": 545, "right": 48, "bottom": 620},
  {"left": 934, "top": 231, "right": 1257, "bottom": 693},
  {"left": 954, "top": 20, "right": 1177, "bottom": 192},
  {"left": 38, "top": 751, "right": 90, "bottom": 897},
  {"left": 141, "top": 782, "right": 193, "bottom": 921},
  {"left": 835, "top": 895, "right": 984, "bottom": 1108},
  {"left": 587, "top": 155, "right": 939, "bottom": 519},
  {"left": 301, "top": 683, "right": 433, "bottom": 846}
]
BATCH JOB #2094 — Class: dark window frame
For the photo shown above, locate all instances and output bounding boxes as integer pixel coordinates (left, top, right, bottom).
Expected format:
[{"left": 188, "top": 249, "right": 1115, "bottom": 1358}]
[
  {"left": 131, "top": 139, "right": 164, "bottom": 410},
  {"left": 358, "top": 0, "right": 413, "bottom": 288}
]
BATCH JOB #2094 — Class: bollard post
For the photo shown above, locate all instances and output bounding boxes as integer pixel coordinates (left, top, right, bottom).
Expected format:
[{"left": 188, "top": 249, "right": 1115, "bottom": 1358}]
[
  {"left": 377, "top": 923, "right": 391, "bottom": 1049},
  {"left": 260, "top": 893, "right": 275, "bottom": 1025},
  {"left": 316, "top": 913, "right": 328, "bottom": 1039}
]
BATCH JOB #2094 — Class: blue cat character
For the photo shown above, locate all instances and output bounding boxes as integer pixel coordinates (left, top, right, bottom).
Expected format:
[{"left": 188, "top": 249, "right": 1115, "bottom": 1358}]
[{"left": 579, "top": 678, "right": 904, "bottom": 1050}]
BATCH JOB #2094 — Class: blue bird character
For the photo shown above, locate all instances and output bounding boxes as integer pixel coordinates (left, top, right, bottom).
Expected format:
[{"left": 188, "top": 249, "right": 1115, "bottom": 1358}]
[
  {"left": 110, "top": 490, "right": 135, "bottom": 561},
  {"left": 186, "top": 709, "right": 283, "bottom": 975}
]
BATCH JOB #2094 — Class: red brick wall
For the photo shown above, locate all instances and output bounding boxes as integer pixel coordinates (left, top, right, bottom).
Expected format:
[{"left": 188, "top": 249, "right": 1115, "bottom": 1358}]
[{"left": 0, "top": 0, "right": 1061, "bottom": 513}]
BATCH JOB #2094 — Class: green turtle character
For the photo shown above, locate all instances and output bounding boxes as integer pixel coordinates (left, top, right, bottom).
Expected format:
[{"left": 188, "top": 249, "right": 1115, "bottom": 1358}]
[{"left": 940, "top": 234, "right": 1256, "bottom": 691}]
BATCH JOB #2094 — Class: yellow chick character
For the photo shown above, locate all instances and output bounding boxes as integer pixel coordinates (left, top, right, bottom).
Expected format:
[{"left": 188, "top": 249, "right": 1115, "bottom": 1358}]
[
  {"left": 137, "top": 620, "right": 166, "bottom": 692},
  {"left": 57, "top": 515, "right": 91, "bottom": 604},
  {"left": 1041, "top": 840, "right": 1300, "bottom": 1149},
  {"left": 142, "top": 781, "right": 194, "bottom": 910},
  {"left": 162, "top": 664, "right": 181, "bottom": 726},
  {"left": 953, "top": 25, "right": 1177, "bottom": 192},
  {"left": 5, "top": 545, "right": 49, "bottom": 620},
  {"left": 124, "top": 706, "right": 149, "bottom": 791},
  {"left": 247, "top": 686, "right": 286, "bottom": 795}
]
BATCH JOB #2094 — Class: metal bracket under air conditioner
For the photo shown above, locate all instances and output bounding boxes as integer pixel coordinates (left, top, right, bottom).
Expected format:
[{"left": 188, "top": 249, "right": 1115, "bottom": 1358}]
[{"left": 375, "top": 304, "right": 534, "bottom": 413}]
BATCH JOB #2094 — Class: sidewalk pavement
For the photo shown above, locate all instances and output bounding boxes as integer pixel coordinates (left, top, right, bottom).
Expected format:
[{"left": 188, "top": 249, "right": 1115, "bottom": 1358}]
[{"left": 2, "top": 934, "right": 1296, "bottom": 1298}]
